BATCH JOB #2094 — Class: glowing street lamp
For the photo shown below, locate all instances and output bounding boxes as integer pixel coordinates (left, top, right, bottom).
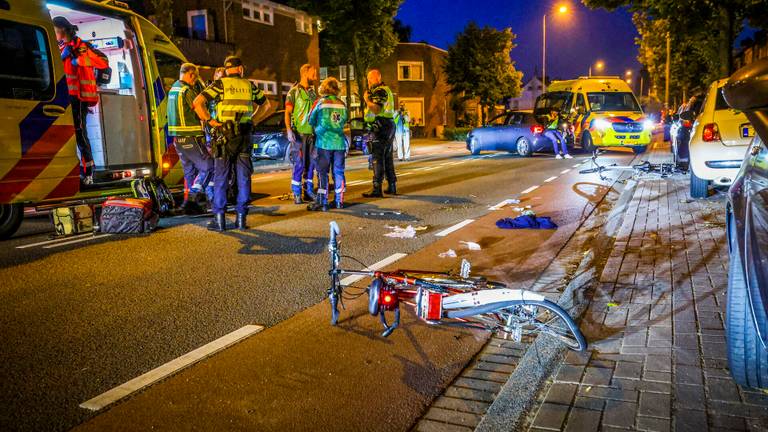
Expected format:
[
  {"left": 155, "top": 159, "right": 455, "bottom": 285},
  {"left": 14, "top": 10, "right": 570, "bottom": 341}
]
[
  {"left": 543, "top": 3, "right": 570, "bottom": 92},
  {"left": 589, "top": 61, "right": 604, "bottom": 77}
]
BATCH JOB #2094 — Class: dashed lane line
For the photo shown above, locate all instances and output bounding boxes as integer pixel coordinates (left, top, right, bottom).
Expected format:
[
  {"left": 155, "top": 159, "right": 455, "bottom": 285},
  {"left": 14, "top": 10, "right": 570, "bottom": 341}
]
[
  {"left": 16, "top": 233, "right": 94, "bottom": 249},
  {"left": 435, "top": 219, "right": 475, "bottom": 237},
  {"left": 520, "top": 185, "right": 539, "bottom": 194},
  {"left": 42, "top": 234, "right": 112, "bottom": 249},
  {"left": 339, "top": 253, "right": 408, "bottom": 285},
  {"left": 544, "top": 176, "right": 558, "bottom": 183},
  {"left": 560, "top": 169, "right": 571, "bottom": 175},
  {"left": 79, "top": 325, "right": 264, "bottom": 411}
]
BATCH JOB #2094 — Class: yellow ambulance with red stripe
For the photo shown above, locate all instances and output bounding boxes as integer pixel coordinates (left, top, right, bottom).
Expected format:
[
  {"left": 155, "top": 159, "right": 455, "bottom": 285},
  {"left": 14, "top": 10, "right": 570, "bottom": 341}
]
[
  {"left": 0, "top": 0, "right": 188, "bottom": 238},
  {"left": 534, "top": 76, "right": 653, "bottom": 155}
]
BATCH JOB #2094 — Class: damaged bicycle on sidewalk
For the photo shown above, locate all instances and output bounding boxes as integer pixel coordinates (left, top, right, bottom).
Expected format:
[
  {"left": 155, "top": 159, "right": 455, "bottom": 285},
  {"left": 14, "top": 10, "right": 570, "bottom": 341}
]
[
  {"left": 326, "top": 221, "right": 587, "bottom": 351},
  {"left": 578, "top": 149, "right": 684, "bottom": 181}
]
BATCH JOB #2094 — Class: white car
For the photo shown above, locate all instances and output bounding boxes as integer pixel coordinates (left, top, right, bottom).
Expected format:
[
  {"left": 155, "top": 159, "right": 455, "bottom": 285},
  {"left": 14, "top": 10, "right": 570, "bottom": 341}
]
[{"left": 688, "top": 79, "right": 754, "bottom": 198}]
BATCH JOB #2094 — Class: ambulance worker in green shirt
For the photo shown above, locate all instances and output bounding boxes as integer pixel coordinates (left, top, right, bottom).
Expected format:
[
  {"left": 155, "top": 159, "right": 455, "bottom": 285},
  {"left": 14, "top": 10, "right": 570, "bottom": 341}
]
[
  {"left": 285, "top": 64, "right": 319, "bottom": 204},
  {"left": 306, "top": 77, "right": 348, "bottom": 212}
]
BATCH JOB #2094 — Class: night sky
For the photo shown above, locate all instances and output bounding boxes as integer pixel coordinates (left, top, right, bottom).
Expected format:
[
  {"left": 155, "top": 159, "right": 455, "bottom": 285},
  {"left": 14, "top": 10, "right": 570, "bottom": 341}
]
[{"left": 396, "top": 0, "right": 641, "bottom": 85}]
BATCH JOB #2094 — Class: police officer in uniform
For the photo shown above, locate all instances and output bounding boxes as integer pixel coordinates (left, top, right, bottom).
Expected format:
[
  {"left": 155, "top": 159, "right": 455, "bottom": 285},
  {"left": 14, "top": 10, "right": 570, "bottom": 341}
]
[
  {"left": 167, "top": 63, "right": 213, "bottom": 213},
  {"left": 193, "top": 56, "right": 270, "bottom": 231},
  {"left": 362, "top": 69, "right": 397, "bottom": 198}
]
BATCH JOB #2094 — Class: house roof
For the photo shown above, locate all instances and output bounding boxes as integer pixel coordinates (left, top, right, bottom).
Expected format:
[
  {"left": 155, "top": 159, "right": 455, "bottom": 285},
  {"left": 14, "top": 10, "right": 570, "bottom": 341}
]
[{"left": 398, "top": 42, "right": 448, "bottom": 54}]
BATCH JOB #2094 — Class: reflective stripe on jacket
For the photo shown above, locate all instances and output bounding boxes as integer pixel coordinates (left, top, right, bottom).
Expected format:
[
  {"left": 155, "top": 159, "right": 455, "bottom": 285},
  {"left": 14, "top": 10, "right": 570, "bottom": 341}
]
[{"left": 167, "top": 80, "right": 203, "bottom": 136}]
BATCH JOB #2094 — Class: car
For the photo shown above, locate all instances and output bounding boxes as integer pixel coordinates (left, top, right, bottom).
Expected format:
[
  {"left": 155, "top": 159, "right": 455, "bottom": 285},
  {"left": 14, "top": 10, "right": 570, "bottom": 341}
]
[
  {"left": 688, "top": 79, "right": 754, "bottom": 198},
  {"left": 722, "top": 57, "right": 768, "bottom": 389},
  {"left": 539, "top": 76, "right": 653, "bottom": 155},
  {"left": 251, "top": 110, "right": 291, "bottom": 162},
  {"left": 670, "top": 98, "right": 703, "bottom": 169},
  {"left": 465, "top": 111, "right": 557, "bottom": 156}
]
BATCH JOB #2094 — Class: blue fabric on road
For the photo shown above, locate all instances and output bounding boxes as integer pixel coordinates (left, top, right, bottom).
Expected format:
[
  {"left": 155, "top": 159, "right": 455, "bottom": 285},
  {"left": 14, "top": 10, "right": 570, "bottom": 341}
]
[{"left": 496, "top": 215, "right": 558, "bottom": 229}]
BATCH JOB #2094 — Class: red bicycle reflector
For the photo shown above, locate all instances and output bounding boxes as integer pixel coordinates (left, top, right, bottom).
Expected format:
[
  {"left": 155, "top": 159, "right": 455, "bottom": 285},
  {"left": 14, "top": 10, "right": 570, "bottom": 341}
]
[
  {"left": 702, "top": 123, "right": 720, "bottom": 142},
  {"left": 530, "top": 125, "right": 544, "bottom": 135},
  {"left": 417, "top": 289, "right": 443, "bottom": 321},
  {"left": 380, "top": 290, "right": 398, "bottom": 309}
]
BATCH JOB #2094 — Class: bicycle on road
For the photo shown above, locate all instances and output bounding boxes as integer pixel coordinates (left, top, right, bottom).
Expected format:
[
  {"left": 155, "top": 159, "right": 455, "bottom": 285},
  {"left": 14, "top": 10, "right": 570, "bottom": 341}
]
[
  {"left": 326, "top": 222, "right": 587, "bottom": 351},
  {"left": 578, "top": 150, "right": 681, "bottom": 181}
]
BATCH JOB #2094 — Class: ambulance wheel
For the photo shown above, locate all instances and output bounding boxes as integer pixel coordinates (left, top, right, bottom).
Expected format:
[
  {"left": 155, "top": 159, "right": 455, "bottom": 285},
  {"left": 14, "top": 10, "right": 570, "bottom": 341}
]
[
  {"left": 0, "top": 203, "right": 23, "bottom": 240},
  {"left": 581, "top": 131, "right": 595, "bottom": 153}
]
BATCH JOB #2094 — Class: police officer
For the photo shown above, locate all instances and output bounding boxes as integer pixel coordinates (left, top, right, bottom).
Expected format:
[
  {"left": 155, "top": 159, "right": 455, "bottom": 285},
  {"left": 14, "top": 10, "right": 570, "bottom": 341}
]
[
  {"left": 167, "top": 63, "right": 213, "bottom": 213},
  {"left": 285, "top": 64, "right": 319, "bottom": 204},
  {"left": 362, "top": 69, "right": 397, "bottom": 198},
  {"left": 193, "top": 56, "right": 270, "bottom": 231}
]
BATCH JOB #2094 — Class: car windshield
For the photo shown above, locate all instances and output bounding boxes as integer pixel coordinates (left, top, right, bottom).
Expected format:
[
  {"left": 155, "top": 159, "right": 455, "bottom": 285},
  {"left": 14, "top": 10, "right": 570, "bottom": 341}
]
[
  {"left": 534, "top": 92, "right": 571, "bottom": 117},
  {"left": 587, "top": 92, "right": 640, "bottom": 112}
]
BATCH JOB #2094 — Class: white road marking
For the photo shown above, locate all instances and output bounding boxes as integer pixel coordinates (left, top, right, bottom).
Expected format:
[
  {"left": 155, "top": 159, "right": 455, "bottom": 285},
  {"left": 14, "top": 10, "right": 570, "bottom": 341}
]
[
  {"left": 489, "top": 199, "right": 517, "bottom": 211},
  {"left": 79, "top": 324, "right": 264, "bottom": 411},
  {"left": 398, "top": 172, "right": 414, "bottom": 177},
  {"left": 435, "top": 219, "right": 475, "bottom": 237},
  {"left": 42, "top": 234, "right": 111, "bottom": 249},
  {"left": 340, "top": 253, "right": 408, "bottom": 285},
  {"left": 544, "top": 176, "right": 558, "bottom": 183},
  {"left": 560, "top": 169, "right": 571, "bottom": 174},
  {"left": 573, "top": 163, "right": 581, "bottom": 168},
  {"left": 520, "top": 185, "right": 539, "bottom": 194},
  {"left": 345, "top": 180, "right": 368, "bottom": 186},
  {"left": 16, "top": 233, "right": 93, "bottom": 249}
]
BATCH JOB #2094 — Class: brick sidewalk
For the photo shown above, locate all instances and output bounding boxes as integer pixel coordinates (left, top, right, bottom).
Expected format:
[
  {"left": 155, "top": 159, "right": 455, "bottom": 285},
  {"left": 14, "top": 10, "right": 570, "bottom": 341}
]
[{"left": 527, "top": 155, "right": 768, "bottom": 431}]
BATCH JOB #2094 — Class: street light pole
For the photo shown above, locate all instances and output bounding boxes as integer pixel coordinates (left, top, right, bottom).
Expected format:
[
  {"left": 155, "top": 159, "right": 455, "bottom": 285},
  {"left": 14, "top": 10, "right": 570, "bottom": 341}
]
[
  {"left": 542, "top": 14, "right": 546, "bottom": 93},
  {"left": 665, "top": 32, "right": 671, "bottom": 108}
]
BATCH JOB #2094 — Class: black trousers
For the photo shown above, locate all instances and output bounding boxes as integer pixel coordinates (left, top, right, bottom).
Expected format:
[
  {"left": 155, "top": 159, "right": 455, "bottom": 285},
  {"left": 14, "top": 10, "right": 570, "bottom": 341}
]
[
  {"left": 71, "top": 99, "right": 94, "bottom": 176},
  {"left": 370, "top": 117, "right": 396, "bottom": 186}
]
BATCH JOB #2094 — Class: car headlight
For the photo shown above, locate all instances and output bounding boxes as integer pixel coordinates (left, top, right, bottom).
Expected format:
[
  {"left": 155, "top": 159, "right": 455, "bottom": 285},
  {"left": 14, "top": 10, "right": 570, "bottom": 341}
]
[
  {"left": 642, "top": 119, "right": 654, "bottom": 130},
  {"left": 594, "top": 118, "right": 611, "bottom": 131}
]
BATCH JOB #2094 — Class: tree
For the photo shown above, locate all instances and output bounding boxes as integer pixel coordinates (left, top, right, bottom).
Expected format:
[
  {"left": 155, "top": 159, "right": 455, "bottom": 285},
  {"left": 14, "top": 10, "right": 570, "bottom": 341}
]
[
  {"left": 289, "top": 0, "right": 402, "bottom": 110},
  {"left": 443, "top": 22, "right": 523, "bottom": 125},
  {"left": 393, "top": 18, "right": 412, "bottom": 42},
  {"left": 584, "top": 0, "right": 768, "bottom": 77},
  {"left": 148, "top": 0, "right": 173, "bottom": 38}
]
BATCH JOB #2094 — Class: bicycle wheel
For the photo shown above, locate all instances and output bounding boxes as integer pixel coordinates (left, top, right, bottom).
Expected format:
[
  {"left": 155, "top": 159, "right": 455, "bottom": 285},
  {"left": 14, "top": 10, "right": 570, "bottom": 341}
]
[{"left": 451, "top": 299, "right": 587, "bottom": 351}]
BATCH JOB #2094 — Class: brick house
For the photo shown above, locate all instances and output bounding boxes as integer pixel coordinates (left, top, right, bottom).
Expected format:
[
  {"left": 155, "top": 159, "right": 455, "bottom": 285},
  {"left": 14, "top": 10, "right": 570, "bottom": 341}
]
[
  {"left": 322, "top": 42, "right": 456, "bottom": 138},
  {"left": 142, "top": 0, "right": 319, "bottom": 108}
]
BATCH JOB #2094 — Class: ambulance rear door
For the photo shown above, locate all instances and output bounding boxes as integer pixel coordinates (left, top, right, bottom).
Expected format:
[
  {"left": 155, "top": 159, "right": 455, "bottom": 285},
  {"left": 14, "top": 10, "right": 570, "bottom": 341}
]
[
  {"left": 0, "top": 0, "right": 80, "bottom": 205},
  {"left": 132, "top": 15, "right": 187, "bottom": 187}
]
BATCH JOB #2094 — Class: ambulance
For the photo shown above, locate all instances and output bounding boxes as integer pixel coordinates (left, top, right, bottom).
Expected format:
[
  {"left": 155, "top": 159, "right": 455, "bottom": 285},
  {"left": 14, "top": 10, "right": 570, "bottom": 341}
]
[
  {"left": 0, "top": 0, "right": 188, "bottom": 239},
  {"left": 534, "top": 76, "right": 653, "bottom": 155}
]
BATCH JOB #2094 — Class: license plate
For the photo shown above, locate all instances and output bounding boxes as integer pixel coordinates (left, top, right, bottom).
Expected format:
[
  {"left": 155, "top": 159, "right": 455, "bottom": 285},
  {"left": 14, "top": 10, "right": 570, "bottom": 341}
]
[{"left": 742, "top": 124, "right": 754, "bottom": 138}]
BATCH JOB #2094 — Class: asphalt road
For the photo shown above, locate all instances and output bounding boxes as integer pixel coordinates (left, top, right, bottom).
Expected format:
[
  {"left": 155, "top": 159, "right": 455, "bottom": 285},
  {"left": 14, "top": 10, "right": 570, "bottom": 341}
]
[{"left": 0, "top": 141, "right": 633, "bottom": 431}]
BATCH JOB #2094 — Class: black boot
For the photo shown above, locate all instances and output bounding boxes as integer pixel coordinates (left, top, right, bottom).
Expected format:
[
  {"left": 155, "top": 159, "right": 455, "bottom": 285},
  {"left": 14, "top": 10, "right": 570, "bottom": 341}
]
[
  {"left": 236, "top": 213, "right": 248, "bottom": 230},
  {"left": 207, "top": 213, "right": 226, "bottom": 231},
  {"left": 362, "top": 183, "right": 383, "bottom": 198},
  {"left": 307, "top": 201, "right": 328, "bottom": 212},
  {"left": 385, "top": 183, "right": 397, "bottom": 195}
]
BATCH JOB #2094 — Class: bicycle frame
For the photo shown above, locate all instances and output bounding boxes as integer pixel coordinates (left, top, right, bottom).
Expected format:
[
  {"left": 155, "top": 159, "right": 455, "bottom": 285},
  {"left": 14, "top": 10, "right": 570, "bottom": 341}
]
[{"left": 328, "top": 221, "right": 548, "bottom": 337}]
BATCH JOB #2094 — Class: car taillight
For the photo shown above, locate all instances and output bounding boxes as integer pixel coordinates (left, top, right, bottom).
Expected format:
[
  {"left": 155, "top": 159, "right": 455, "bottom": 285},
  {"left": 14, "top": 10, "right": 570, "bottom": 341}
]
[
  {"left": 702, "top": 123, "right": 720, "bottom": 142},
  {"left": 530, "top": 125, "right": 544, "bottom": 135}
]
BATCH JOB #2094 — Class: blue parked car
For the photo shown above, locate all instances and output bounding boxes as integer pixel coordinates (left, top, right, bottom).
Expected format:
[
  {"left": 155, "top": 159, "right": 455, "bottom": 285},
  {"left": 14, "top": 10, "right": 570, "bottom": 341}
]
[
  {"left": 722, "top": 57, "right": 768, "bottom": 389},
  {"left": 252, "top": 110, "right": 291, "bottom": 162},
  {"left": 465, "top": 111, "right": 556, "bottom": 156}
]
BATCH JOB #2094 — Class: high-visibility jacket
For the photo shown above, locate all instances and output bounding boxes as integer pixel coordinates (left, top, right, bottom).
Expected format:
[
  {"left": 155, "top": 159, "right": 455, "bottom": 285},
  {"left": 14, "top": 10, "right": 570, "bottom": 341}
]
[
  {"left": 308, "top": 95, "right": 348, "bottom": 151},
  {"left": 365, "top": 82, "right": 395, "bottom": 122},
  {"left": 167, "top": 80, "right": 203, "bottom": 136},
  {"left": 202, "top": 76, "right": 266, "bottom": 124},
  {"left": 59, "top": 37, "right": 108, "bottom": 105}
]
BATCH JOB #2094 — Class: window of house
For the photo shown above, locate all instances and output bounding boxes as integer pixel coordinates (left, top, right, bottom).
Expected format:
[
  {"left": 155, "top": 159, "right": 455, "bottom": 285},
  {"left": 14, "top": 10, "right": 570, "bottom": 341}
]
[
  {"left": 399, "top": 97, "right": 424, "bottom": 126},
  {"left": 187, "top": 10, "right": 210, "bottom": 40},
  {"left": 319, "top": 67, "right": 328, "bottom": 80},
  {"left": 339, "top": 65, "right": 354, "bottom": 81},
  {"left": 295, "top": 14, "right": 312, "bottom": 34},
  {"left": 242, "top": 0, "right": 273, "bottom": 25},
  {"left": 0, "top": 20, "right": 53, "bottom": 100},
  {"left": 397, "top": 61, "right": 424, "bottom": 81},
  {"left": 281, "top": 82, "right": 293, "bottom": 94},
  {"left": 252, "top": 79, "right": 277, "bottom": 95}
]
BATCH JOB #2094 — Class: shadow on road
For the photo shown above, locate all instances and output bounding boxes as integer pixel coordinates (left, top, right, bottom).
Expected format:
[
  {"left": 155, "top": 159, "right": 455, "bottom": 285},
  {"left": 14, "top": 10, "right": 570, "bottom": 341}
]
[{"left": 224, "top": 228, "right": 326, "bottom": 256}]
